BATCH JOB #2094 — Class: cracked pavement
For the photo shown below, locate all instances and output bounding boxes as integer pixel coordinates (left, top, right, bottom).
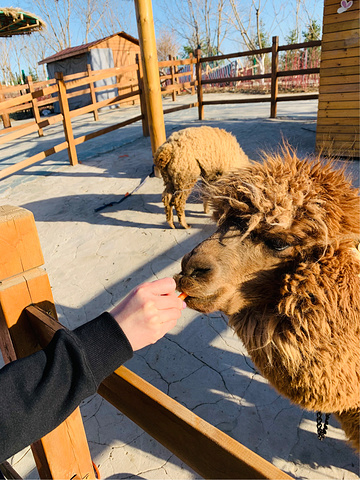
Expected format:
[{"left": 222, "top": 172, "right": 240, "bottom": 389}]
[{"left": 1, "top": 94, "right": 359, "bottom": 479}]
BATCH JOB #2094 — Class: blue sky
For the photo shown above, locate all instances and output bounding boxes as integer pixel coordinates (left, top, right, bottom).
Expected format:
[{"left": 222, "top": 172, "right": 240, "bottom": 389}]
[{"left": 4, "top": 0, "right": 325, "bottom": 77}]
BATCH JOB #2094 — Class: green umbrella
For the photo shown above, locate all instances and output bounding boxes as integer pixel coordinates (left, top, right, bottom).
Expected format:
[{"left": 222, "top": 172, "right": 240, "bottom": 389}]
[{"left": 0, "top": 7, "right": 45, "bottom": 37}]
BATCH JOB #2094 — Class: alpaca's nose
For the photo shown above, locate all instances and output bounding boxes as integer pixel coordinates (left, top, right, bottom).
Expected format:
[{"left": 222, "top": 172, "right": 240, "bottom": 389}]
[{"left": 180, "top": 249, "right": 214, "bottom": 279}]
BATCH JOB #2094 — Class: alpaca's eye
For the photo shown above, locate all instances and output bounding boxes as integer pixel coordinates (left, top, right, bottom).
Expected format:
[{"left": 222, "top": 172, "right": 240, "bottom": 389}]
[{"left": 264, "top": 237, "right": 291, "bottom": 252}]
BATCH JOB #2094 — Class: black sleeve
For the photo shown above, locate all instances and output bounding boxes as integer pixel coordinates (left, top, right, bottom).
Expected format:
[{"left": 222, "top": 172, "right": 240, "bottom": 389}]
[{"left": 0, "top": 312, "right": 133, "bottom": 462}]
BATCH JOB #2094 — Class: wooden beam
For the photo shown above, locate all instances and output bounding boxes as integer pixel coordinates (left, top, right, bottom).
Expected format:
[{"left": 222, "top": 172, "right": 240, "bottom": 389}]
[{"left": 99, "top": 367, "right": 292, "bottom": 480}]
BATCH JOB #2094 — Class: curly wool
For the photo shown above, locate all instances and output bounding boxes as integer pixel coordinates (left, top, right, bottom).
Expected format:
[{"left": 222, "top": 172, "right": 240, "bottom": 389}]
[
  {"left": 187, "top": 145, "right": 360, "bottom": 449},
  {"left": 154, "top": 126, "right": 250, "bottom": 229}
]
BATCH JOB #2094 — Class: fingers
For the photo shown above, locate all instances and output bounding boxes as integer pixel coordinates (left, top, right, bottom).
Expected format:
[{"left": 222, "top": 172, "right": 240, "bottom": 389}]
[{"left": 147, "top": 277, "right": 177, "bottom": 296}]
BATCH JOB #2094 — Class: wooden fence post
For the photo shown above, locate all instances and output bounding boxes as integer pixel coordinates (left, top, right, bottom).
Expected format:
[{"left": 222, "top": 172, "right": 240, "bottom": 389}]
[
  {"left": 195, "top": 47, "right": 204, "bottom": 120},
  {"left": 27, "top": 75, "right": 44, "bottom": 137},
  {"left": 270, "top": 36, "right": 279, "bottom": 119},
  {"left": 87, "top": 64, "right": 99, "bottom": 122},
  {"left": 136, "top": 54, "right": 150, "bottom": 138},
  {"left": 0, "top": 84, "right": 11, "bottom": 129},
  {"left": 0, "top": 205, "right": 94, "bottom": 479},
  {"left": 169, "top": 54, "right": 177, "bottom": 102},
  {"left": 55, "top": 72, "right": 78, "bottom": 166},
  {"left": 134, "top": 0, "right": 166, "bottom": 164},
  {"left": 189, "top": 53, "right": 195, "bottom": 94}
]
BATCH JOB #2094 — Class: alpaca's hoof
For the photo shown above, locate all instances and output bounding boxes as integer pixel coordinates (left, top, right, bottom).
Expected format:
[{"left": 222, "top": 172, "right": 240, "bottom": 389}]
[
  {"left": 182, "top": 223, "right": 191, "bottom": 229},
  {"left": 168, "top": 222, "right": 176, "bottom": 229}
]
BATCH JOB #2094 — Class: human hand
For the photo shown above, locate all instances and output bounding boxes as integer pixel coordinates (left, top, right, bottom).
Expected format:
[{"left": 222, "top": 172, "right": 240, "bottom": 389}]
[{"left": 110, "top": 278, "right": 185, "bottom": 351}]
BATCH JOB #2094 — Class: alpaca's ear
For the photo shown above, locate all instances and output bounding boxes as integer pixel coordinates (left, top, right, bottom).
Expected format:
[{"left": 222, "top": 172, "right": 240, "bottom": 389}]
[{"left": 278, "top": 248, "right": 360, "bottom": 333}]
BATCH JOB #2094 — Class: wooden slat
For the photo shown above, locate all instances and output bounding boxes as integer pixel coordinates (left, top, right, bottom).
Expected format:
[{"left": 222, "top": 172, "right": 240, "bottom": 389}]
[
  {"left": 321, "top": 36, "right": 360, "bottom": 52},
  {"left": 203, "top": 97, "right": 271, "bottom": 106},
  {"left": 0, "top": 141, "right": 68, "bottom": 180},
  {"left": 316, "top": 133, "right": 359, "bottom": 142},
  {"left": 0, "top": 122, "right": 39, "bottom": 144},
  {"left": 73, "top": 115, "right": 143, "bottom": 145},
  {"left": 321, "top": 46, "right": 360, "bottom": 61},
  {"left": 65, "top": 64, "right": 138, "bottom": 91},
  {"left": 319, "top": 82, "right": 360, "bottom": 93},
  {"left": 320, "top": 74, "right": 359, "bottom": 85},
  {"left": 320, "top": 65, "right": 359, "bottom": 77},
  {"left": 315, "top": 138, "right": 359, "bottom": 153},
  {"left": 317, "top": 109, "right": 359, "bottom": 118},
  {"left": 158, "top": 58, "right": 196, "bottom": 68},
  {"left": 312, "top": 92, "right": 358, "bottom": 102},
  {"left": 323, "top": 18, "right": 360, "bottom": 34},
  {"left": 321, "top": 56, "right": 360, "bottom": 69},
  {"left": 99, "top": 368, "right": 292, "bottom": 480},
  {"left": 317, "top": 124, "right": 360, "bottom": 134},
  {"left": 316, "top": 116, "right": 359, "bottom": 126},
  {"left": 318, "top": 100, "right": 360, "bottom": 110},
  {"left": 69, "top": 89, "right": 140, "bottom": 118},
  {"left": 163, "top": 102, "right": 199, "bottom": 115},
  {"left": 323, "top": 9, "right": 360, "bottom": 25},
  {"left": 0, "top": 120, "right": 36, "bottom": 136}
]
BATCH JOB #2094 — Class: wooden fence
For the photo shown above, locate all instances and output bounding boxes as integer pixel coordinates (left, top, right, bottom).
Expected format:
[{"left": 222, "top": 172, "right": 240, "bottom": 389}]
[{"left": 0, "top": 36, "right": 321, "bottom": 179}]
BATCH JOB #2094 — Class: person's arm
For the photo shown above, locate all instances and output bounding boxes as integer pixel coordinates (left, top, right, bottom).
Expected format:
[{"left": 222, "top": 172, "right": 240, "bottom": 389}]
[{"left": 0, "top": 278, "right": 184, "bottom": 462}]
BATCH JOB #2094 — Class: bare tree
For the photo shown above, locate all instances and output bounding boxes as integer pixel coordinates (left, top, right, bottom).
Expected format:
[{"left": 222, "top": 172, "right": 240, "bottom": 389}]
[
  {"left": 156, "top": 29, "right": 180, "bottom": 61},
  {"left": 154, "top": 0, "right": 230, "bottom": 57},
  {"left": 227, "top": 0, "right": 270, "bottom": 74}
]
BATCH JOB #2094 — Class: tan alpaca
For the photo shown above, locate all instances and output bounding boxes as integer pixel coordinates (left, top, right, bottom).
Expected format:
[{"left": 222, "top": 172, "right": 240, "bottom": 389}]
[
  {"left": 175, "top": 146, "right": 360, "bottom": 451},
  {"left": 153, "top": 126, "right": 250, "bottom": 229}
]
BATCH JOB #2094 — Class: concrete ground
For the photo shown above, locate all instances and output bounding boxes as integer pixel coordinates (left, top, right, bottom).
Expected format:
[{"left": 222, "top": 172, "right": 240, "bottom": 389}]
[{"left": 1, "top": 93, "right": 359, "bottom": 479}]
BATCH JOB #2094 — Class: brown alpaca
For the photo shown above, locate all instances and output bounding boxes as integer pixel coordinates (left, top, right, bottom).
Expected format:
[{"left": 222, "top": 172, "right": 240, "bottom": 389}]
[
  {"left": 153, "top": 126, "right": 250, "bottom": 229},
  {"left": 175, "top": 147, "right": 360, "bottom": 450}
]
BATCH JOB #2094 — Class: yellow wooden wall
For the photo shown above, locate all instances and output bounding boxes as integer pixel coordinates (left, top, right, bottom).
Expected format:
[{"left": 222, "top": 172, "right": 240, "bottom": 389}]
[
  {"left": 91, "top": 35, "right": 141, "bottom": 105},
  {"left": 316, "top": 0, "right": 360, "bottom": 157}
]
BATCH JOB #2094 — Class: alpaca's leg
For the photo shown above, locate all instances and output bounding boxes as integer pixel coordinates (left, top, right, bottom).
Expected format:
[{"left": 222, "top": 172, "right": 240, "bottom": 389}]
[
  {"left": 174, "top": 190, "right": 191, "bottom": 229},
  {"left": 162, "top": 187, "right": 175, "bottom": 229},
  {"left": 201, "top": 179, "right": 210, "bottom": 214},
  {"left": 203, "top": 197, "right": 209, "bottom": 214},
  {"left": 334, "top": 409, "right": 360, "bottom": 451}
]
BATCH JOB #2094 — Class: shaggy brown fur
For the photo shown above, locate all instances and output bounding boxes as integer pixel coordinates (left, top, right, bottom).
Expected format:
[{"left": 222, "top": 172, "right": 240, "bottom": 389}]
[
  {"left": 175, "top": 146, "right": 360, "bottom": 450},
  {"left": 153, "top": 126, "right": 250, "bottom": 229}
]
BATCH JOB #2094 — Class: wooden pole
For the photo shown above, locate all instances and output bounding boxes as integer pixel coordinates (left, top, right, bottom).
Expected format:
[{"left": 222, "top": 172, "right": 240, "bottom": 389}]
[
  {"left": 195, "top": 47, "right": 204, "bottom": 120},
  {"left": 0, "top": 205, "right": 94, "bottom": 479},
  {"left": 0, "top": 84, "right": 11, "bottom": 129},
  {"left": 189, "top": 53, "right": 195, "bottom": 94},
  {"left": 87, "top": 64, "right": 99, "bottom": 122},
  {"left": 27, "top": 76, "right": 44, "bottom": 137},
  {"left": 55, "top": 72, "right": 78, "bottom": 166},
  {"left": 169, "top": 54, "right": 177, "bottom": 102},
  {"left": 136, "top": 54, "right": 150, "bottom": 137},
  {"left": 134, "top": 0, "right": 166, "bottom": 165},
  {"left": 270, "top": 36, "right": 279, "bottom": 119}
]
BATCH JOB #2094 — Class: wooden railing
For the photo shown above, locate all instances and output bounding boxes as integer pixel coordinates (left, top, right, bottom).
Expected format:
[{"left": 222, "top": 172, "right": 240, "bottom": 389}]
[
  {"left": 0, "top": 36, "right": 321, "bottom": 180},
  {"left": 0, "top": 60, "right": 146, "bottom": 179}
]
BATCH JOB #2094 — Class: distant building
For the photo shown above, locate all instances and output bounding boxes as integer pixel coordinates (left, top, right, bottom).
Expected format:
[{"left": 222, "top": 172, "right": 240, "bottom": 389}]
[{"left": 39, "top": 32, "right": 140, "bottom": 112}]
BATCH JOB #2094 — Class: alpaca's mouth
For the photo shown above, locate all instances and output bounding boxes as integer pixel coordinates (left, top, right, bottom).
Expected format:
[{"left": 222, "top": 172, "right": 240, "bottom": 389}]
[{"left": 180, "top": 291, "right": 221, "bottom": 313}]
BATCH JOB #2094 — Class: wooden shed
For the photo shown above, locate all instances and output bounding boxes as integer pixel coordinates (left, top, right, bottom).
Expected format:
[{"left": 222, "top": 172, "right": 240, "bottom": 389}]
[
  {"left": 39, "top": 31, "right": 140, "bottom": 111},
  {"left": 316, "top": 0, "right": 359, "bottom": 157}
]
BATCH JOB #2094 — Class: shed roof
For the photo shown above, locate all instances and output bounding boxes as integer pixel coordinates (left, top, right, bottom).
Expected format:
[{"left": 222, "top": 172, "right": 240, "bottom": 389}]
[{"left": 39, "top": 31, "right": 139, "bottom": 65}]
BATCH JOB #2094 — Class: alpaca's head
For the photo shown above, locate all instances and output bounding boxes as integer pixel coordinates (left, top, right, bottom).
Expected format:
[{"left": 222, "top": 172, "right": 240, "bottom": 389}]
[{"left": 175, "top": 147, "right": 360, "bottom": 319}]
